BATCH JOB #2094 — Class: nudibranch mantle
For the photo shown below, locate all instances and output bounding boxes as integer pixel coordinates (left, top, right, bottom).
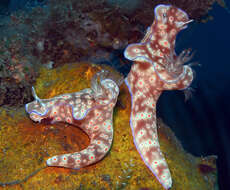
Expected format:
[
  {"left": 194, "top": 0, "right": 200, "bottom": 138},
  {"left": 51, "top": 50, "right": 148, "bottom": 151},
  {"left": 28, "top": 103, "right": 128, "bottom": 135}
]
[
  {"left": 124, "top": 4, "right": 194, "bottom": 190},
  {"left": 25, "top": 70, "right": 122, "bottom": 169}
]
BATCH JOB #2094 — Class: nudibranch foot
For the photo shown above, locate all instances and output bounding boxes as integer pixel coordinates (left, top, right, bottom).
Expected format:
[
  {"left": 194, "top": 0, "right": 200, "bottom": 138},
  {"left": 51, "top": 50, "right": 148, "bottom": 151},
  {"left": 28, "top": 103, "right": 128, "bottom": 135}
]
[{"left": 26, "top": 69, "right": 122, "bottom": 169}]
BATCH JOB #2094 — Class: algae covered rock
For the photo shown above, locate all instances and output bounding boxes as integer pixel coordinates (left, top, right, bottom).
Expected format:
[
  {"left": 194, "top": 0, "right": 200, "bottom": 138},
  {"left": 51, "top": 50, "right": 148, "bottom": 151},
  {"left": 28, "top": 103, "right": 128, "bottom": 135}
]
[{"left": 0, "top": 63, "right": 217, "bottom": 190}]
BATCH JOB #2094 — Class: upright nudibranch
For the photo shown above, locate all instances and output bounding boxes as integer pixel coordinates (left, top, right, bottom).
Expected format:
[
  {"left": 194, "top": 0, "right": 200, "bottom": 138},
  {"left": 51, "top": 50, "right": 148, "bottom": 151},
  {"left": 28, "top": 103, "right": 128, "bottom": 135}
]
[
  {"left": 124, "top": 4, "right": 195, "bottom": 189},
  {"left": 25, "top": 70, "right": 122, "bottom": 169}
]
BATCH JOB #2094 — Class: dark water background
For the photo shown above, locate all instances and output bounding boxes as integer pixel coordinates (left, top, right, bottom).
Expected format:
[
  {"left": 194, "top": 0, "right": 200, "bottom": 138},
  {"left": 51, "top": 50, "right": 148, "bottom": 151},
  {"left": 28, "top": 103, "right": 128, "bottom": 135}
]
[
  {"left": 0, "top": 0, "right": 229, "bottom": 189},
  {"left": 157, "top": 3, "right": 230, "bottom": 189}
]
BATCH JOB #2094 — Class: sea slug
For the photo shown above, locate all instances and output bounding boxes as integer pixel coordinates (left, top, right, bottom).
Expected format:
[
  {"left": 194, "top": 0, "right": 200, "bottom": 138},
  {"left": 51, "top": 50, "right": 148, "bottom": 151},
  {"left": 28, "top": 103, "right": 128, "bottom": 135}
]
[
  {"left": 26, "top": 70, "right": 122, "bottom": 169},
  {"left": 124, "top": 4, "right": 194, "bottom": 189}
]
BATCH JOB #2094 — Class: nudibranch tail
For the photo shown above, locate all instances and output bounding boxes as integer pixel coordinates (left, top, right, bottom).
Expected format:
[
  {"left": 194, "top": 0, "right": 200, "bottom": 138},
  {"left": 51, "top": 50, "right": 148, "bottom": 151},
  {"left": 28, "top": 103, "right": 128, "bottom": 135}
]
[
  {"left": 26, "top": 69, "right": 121, "bottom": 169},
  {"left": 46, "top": 117, "right": 114, "bottom": 168},
  {"left": 125, "top": 78, "right": 172, "bottom": 189}
]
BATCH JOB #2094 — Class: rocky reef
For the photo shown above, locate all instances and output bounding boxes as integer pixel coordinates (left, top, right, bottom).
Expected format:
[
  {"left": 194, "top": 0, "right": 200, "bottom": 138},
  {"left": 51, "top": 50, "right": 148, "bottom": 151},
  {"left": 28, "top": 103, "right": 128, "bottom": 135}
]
[
  {"left": 0, "top": 0, "right": 228, "bottom": 107},
  {"left": 0, "top": 63, "right": 218, "bottom": 190}
]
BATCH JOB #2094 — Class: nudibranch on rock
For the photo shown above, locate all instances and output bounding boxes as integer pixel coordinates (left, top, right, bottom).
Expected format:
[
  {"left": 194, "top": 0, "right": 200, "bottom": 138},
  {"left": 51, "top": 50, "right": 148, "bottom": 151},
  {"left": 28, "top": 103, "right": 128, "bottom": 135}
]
[
  {"left": 124, "top": 4, "right": 195, "bottom": 190},
  {"left": 25, "top": 70, "right": 122, "bottom": 169}
]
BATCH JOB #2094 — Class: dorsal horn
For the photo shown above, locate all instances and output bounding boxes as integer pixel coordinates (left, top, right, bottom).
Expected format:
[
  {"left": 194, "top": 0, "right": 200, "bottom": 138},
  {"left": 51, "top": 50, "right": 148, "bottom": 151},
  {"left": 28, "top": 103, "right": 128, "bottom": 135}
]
[{"left": 31, "top": 86, "right": 45, "bottom": 107}]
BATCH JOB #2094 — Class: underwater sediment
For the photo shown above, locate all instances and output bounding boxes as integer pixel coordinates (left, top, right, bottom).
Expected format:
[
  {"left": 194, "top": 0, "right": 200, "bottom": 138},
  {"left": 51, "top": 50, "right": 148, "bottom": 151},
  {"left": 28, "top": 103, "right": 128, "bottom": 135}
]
[{"left": 0, "top": 63, "right": 217, "bottom": 190}]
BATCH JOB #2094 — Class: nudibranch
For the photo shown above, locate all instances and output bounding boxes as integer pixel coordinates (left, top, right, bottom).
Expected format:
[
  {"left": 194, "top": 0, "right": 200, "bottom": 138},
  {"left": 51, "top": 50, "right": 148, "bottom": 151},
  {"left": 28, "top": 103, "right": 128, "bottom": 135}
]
[
  {"left": 25, "top": 70, "right": 122, "bottom": 169},
  {"left": 124, "top": 4, "right": 195, "bottom": 190}
]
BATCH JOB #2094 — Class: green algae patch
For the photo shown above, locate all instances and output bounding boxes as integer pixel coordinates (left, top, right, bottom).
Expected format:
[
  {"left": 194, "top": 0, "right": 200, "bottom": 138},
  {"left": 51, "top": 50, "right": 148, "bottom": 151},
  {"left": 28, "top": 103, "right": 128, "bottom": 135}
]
[{"left": 0, "top": 63, "right": 218, "bottom": 190}]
